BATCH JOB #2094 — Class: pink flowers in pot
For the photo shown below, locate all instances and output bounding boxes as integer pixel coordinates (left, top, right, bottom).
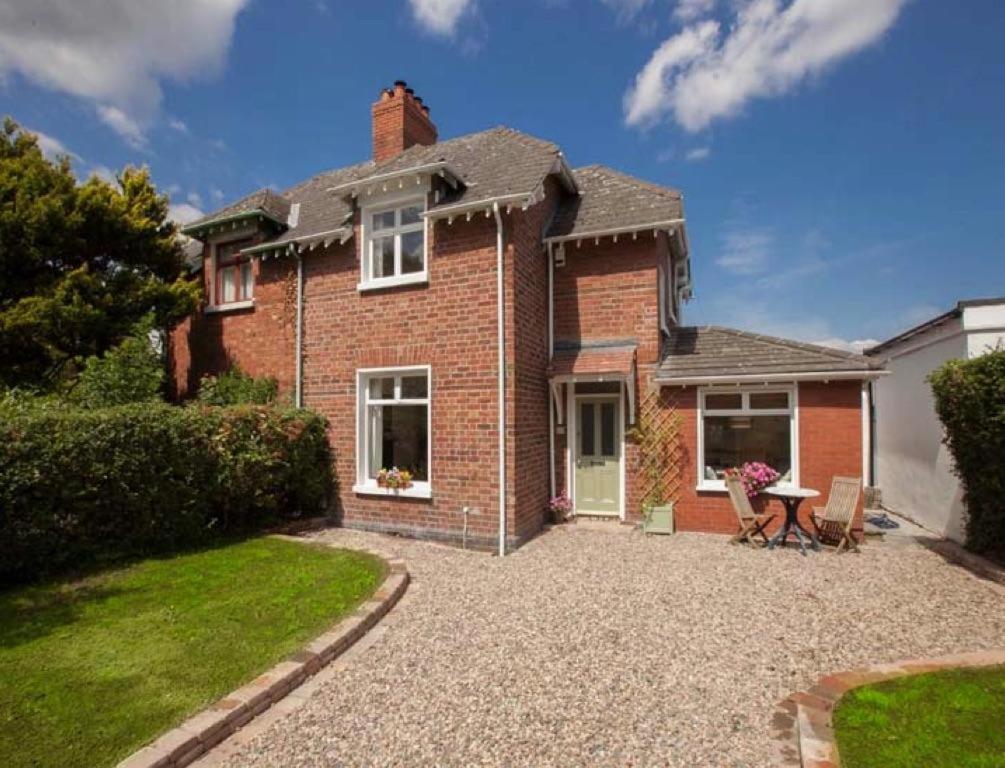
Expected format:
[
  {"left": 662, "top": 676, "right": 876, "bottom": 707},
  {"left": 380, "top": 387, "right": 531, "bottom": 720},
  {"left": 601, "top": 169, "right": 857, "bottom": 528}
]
[
  {"left": 727, "top": 462, "right": 780, "bottom": 498},
  {"left": 548, "top": 493, "right": 573, "bottom": 522}
]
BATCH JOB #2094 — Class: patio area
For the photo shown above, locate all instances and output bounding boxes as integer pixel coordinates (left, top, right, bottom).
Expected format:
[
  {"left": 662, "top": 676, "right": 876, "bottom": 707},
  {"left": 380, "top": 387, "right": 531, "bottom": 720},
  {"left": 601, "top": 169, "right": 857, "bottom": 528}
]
[{"left": 202, "top": 523, "right": 1005, "bottom": 767}]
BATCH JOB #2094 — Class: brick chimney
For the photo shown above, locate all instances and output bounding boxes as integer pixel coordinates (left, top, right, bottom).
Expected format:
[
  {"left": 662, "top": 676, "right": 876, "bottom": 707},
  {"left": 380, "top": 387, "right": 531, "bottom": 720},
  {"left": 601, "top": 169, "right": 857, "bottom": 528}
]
[{"left": 371, "top": 80, "right": 437, "bottom": 164}]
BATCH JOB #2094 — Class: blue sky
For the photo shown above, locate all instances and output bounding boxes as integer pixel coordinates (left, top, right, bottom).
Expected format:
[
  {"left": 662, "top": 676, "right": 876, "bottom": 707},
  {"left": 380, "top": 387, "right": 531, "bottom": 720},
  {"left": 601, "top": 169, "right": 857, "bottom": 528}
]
[{"left": 2, "top": 0, "right": 1003, "bottom": 349}]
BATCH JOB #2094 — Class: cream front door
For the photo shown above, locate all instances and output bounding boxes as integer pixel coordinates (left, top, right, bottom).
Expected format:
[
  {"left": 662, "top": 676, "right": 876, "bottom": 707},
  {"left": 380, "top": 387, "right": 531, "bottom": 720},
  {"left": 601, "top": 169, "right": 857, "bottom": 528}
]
[{"left": 574, "top": 395, "right": 621, "bottom": 515}]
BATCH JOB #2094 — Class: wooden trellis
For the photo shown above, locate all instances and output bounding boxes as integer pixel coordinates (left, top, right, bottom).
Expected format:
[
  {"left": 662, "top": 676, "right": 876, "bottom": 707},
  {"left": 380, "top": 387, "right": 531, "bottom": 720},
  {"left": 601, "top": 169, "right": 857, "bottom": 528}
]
[{"left": 631, "top": 385, "right": 683, "bottom": 507}]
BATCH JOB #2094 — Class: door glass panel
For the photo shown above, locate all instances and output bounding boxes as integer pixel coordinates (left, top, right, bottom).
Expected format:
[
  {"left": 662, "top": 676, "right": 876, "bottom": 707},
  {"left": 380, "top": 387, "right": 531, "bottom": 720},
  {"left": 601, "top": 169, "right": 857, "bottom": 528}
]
[
  {"left": 580, "top": 402, "right": 595, "bottom": 457},
  {"left": 600, "top": 402, "right": 615, "bottom": 456}
]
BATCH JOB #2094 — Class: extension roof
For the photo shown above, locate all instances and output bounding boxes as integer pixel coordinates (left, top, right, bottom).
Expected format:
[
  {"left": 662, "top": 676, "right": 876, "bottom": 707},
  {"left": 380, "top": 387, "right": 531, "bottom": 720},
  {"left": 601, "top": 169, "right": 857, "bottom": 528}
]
[{"left": 657, "top": 326, "right": 882, "bottom": 383}]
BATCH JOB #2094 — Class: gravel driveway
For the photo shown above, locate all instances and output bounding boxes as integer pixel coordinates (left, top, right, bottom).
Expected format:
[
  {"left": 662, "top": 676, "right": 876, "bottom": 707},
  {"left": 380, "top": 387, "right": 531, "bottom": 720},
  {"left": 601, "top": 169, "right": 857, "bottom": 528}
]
[{"left": 212, "top": 523, "right": 1005, "bottom": 767}]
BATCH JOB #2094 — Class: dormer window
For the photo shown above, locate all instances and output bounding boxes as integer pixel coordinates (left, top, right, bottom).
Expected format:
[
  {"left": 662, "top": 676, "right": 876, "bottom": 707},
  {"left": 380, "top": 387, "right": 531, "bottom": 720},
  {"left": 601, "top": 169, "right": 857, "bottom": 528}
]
[
  {"left": 360, "top": 198, "right": 427, "bottom": 290},
  {"left": 213, "top": 239, "right": 254, "bottom": 309}
]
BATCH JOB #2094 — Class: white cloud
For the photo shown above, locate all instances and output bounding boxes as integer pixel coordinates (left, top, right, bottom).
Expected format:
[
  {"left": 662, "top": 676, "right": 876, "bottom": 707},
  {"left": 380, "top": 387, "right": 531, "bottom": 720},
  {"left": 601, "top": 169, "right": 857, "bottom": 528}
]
[
  {"left": 25, "top": 127, "right": 77, "bottom": 160},
  {"left": 210, "top": 187, "right": 225, "bottom": 203},
  {"left": 168, "top": 202, "right": 204, "bottom": 225},
  {"left": 716, "top": 228, "right": 773, "bottom": 275},
  {"left": 168, "top": 117, "right": 189, "bottom": 134},
  {"left": 96, "top": 105, "right": 146, "bottom": 148},
  {"left": 187, "top": 190, "right": 203, "bottom": 208},
  {"left": 814, "top": 337, "right": 879, "bottom": 354},
  {"left": 685, "top": 146, "right": 710, "bottom": 161},
  {"left": 86, "top": 164, "right": 117, "bottom": 184},
  {"left": 600, "top": 0, "right": 652, "bottom": 21},
  {"left": 409, "top": 0, "right": 475, "bottom": 36},
  {"left": 0, "top": 0, "right": 249, "bottom": 144},
  {"left": 625, "top": 0, "right": 909, "bottom": 131},
  {"left": 674, "top": 0, "right": 715, "bottom": 22}
]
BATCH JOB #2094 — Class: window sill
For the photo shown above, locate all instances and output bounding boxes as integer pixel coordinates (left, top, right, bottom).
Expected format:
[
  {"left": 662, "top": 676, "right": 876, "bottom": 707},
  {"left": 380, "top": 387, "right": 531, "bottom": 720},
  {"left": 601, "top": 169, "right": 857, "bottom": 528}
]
[
  {"left": 357, "top": 273, "right": 428, "bottom": 292},
  {"left": 205, "top": 299, "right": 254, "bottom": 314},
  {"left": 352, "top": 483, "right": 432, "bottom": 500},
  {"left": 696, "top": 481, "right": 797, "bottom": 493}
]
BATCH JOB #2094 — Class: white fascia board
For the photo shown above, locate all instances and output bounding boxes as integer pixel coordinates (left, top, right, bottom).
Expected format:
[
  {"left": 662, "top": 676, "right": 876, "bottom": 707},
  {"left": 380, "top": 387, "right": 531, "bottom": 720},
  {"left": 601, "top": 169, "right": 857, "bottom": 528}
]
[
  {"left": 421, "top": 192, "right": 533, "bottom": 220},
  {"left": 241, "top": 227, "right": 352, "bottom": 256},
  {"left": 543, "top": 218, "right": 686, "bottom": 244},
  {"left": 656, "top": 370, "right": 889, "bottom": 386},
  {"left": 327, "top": 162, "right": 462, "bottom": 196}
]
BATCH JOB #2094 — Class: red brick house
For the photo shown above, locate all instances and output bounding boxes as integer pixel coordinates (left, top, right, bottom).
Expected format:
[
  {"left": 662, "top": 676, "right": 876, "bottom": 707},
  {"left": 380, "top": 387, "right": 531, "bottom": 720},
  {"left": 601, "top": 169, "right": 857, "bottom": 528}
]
[{"left": 172, "top": 81, "right": 884, "bottom": 553}]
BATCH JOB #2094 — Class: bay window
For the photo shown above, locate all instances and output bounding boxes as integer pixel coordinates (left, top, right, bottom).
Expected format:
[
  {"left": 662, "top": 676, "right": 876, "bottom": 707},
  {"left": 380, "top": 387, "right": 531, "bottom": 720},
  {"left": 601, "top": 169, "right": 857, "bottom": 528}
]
[
  {"left": 355, "top": 367, "right": 431, "bottom": 498},
  {"left": 214, "top": 239, "right": 254, "bottom": 306},
  {"left": 698, "top": 387, "right": 797, "bottom": 490},
  {"left": 361, "top": 198, "right": 426, "bottom": 289}
]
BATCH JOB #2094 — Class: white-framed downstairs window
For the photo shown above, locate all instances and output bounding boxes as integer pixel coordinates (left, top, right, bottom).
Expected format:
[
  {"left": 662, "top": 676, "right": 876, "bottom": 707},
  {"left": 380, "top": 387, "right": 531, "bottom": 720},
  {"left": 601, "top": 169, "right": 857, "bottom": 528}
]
[
  {"left": 354, "top": 366, "right": 431, "bottom": 498},
  {"left": 359, "top": 197, "right": 427, "bottom": 290},
  {"left": 697, "top": 386, "right": 797, "bottom": 491}
]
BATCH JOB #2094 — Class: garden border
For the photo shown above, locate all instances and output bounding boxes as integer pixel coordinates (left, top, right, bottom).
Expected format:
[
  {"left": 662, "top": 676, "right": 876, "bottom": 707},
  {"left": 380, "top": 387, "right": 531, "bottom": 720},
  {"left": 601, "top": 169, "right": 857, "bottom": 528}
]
[
  {"left": 117, "top": 535, "right": 409, "bottom": 768},
  {"left": 768, "top": 648, "right": 1005, "bottom": 767}
]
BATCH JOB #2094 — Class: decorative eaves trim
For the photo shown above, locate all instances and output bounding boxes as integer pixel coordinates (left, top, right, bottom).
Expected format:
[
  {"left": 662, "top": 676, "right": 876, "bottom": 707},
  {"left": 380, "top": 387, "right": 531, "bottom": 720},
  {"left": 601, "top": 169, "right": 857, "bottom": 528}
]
[
  {"left": 181, "top": 209, "right": 286, "bottom": 239},
  {"left": 544, "top": 218, "right": 686, "bottom": 245},
  {"left": 327, "top": 162, "right": 463, "bottom": 197}
]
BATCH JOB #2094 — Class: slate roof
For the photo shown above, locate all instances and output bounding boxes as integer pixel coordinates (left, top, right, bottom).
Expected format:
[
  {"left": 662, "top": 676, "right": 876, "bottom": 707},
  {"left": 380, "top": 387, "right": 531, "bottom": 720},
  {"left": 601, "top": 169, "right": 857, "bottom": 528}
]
[
  {"left": 183, "top": 188, "right": 291, "bottom": 232},
  {"left": 181, "top": 126, "right": 683, "bottom": 255},
  {"left": 546, "top": 165, "right": 683, "bottom": 240},
  {"left": 548, "top": 343, "right": 637, "bottom": 378},
  {"left": 657, "top": 326, "right": 882, "bottom": 381}
]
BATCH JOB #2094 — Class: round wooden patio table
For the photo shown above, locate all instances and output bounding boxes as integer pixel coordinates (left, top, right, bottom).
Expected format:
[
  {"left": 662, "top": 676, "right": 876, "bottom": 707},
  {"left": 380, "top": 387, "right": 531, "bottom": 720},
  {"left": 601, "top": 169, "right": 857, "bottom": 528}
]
[{"left": 764, "top": 486, "right": 821, "bottom": 556}]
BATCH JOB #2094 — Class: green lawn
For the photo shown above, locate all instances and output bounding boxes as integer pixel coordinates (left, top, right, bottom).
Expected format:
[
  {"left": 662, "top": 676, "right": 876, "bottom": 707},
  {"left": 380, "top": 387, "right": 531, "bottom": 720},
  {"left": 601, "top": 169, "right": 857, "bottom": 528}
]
[
  {"left": 0, "top": 537, "right": 385, "bottom": 768},
  {"left": 834, "top": 665, "right": 1005, "bottom": 768}
]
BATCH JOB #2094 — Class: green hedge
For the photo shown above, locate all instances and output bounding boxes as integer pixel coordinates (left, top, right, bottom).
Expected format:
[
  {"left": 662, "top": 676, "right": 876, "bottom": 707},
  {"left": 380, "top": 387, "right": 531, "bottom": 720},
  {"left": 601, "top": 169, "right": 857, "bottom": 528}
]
[
  {"left": 929, "top": 348, "right": 1005, "bottom": 555},
  {"left": 0, "top": 403, "right": 332, "bottom": 583}
]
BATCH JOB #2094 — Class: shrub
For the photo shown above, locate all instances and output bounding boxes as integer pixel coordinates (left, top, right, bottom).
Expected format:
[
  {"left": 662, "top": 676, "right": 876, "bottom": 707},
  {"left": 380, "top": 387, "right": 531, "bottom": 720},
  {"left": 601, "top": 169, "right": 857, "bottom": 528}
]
[
  {"left": 196, "top": 366, "right": 278, "bottom": 406},
  {"left": 928, "top": 348, "right": 1005, "bottom": 555},
  {"left": 71, "top": 316, "right": 165, "bottom": 408},
  {"left": 0, "top": 404, "right": 332, "bottom": 583}
]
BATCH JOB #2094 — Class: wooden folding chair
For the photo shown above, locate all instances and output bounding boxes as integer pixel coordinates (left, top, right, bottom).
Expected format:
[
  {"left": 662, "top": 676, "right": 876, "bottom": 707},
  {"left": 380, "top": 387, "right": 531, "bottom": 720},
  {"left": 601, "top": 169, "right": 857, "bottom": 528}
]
[
  {"left": 810, "top": 476, "right": 862, "bottom": 553},
  {"left": 725, "top": 473, "right": 775, "bottom": 546}
]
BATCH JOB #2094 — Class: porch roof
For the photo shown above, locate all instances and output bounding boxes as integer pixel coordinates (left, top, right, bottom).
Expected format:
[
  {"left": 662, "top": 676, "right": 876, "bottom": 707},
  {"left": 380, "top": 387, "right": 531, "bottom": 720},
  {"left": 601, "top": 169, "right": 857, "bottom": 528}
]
[{"left": 547, "top": 343, "right": 637, "bottom": 378}]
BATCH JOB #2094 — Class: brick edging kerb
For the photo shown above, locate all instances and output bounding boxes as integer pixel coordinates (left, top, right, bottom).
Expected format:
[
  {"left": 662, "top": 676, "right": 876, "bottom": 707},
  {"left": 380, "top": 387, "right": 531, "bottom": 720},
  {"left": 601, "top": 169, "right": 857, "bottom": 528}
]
[
  {"left": 117, "top": 538, "right": 409, "bottom": 768},
  {"left": 769, "top": 648, "right": 1005, "bottom": 767}
]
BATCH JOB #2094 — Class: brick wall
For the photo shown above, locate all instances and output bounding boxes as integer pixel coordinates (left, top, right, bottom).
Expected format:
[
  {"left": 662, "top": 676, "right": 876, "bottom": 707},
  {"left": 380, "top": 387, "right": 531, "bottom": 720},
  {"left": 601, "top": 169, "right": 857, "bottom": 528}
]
[
  {"left": 371, "top": 84, "right": 437, "bottom": 164},
  {"left": 168, "top": 236, "right": 297, "bottom": 400},
  {"left": 667, "top": 380, "right": 865, "bottom": 536}
]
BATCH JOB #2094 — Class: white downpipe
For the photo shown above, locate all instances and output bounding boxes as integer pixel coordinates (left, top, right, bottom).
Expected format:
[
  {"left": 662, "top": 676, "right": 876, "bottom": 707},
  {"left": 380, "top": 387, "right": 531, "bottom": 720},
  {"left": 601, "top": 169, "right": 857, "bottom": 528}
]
[
  {"left": 547, "top": 243, "right": 556, "bottom": 499},
  {"left": 493, "top": 202, "right": 507, "bottom": 558},
  {"left": 861, "top": 381, "right": 871, "bottom": 486},
  {"left": 295, "top": 254, "right": 304, "bottom": 408}
]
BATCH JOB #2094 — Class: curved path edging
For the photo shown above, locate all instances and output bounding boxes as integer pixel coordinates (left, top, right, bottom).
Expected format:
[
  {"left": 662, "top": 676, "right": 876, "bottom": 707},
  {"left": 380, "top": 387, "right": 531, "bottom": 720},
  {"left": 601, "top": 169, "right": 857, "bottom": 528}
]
[
  {"left": 117, "top": 536, "right": 409, "bottom": 768},
  {"left": 769, "top": 648, "right": 1005, "bottom": 767}
]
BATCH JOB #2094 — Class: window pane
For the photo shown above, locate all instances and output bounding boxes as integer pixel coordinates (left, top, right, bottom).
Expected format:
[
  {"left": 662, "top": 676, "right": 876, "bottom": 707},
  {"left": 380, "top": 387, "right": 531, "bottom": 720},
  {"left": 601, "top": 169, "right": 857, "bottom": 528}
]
[
  {"left": 400, "top": 204, "right": 422, "bottom": 226},
  {"left": 580, "top": 402, "right": 595, "bottom": 457},
  {"left": 375, "top": 404, "right": 428, "bottom": 481},
  {"left": 749, "top": 392, "right": 789, "bottom": 410},
  {"left": 368, "top": 376, "right": 394, "bottom": 400},
  {"left": 400, "top": 230, "right": 424, "bottom": 274},
  {"left": 705, "top": 393, "right": 742, "bottom": 410},
  {"left": 372, "top": 210, "right": 395, "bottom": 231},
  {"left": 600, "top": 402, "right": 616, "bottom": 457},
  {"left": 703, "top": 414, "right": 791, "bottom": 478},
  {"left": 400, "top": 375, "right": 427, "bottom": 399},
  {"left": 220, "top": 266, "right": 236, "bottom": 303},
  {"left": 372, "top": 236, "right": 394, "bottom": 278},
  {"left": 240, "top": 262, "right": 254, "bottom": 300}
]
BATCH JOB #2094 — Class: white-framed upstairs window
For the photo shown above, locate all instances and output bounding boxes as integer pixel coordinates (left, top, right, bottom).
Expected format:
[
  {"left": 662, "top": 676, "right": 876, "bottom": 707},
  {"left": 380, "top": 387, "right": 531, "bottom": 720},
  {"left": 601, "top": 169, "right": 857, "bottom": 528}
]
[
  {"left": 359, "top": 197, "right": 427, "bottom": 290},
  {"left": 697, "top": 386, "right": 798, "bottom": 491},
  {"left": 354, "top": 366, "right": 432, "bottom": 499}
]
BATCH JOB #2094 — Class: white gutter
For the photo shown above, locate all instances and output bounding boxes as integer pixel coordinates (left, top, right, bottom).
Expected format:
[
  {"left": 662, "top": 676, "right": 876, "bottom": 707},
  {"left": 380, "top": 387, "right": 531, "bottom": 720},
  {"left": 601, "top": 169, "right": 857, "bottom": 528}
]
[
  {"left": 295, "top": 254, "right": 304, "bottom": 408},
  {"left": 241, "top": 227, "right": 351, "bottom": 256},
  {"left": 657, "top": 370, "right": 889, "bottom": 386},
  {"left": 493, "top": 202, "right": 507, "bottom": 557},
  {"left": 543, "top": 218, "right": 686, "bottom": 244}
]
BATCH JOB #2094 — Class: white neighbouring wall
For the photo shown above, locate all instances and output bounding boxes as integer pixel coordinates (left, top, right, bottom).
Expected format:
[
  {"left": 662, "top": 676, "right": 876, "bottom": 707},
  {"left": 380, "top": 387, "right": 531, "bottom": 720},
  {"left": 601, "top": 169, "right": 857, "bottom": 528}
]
[{"left": 870, "top": 300, "right": 1005, "bottom": 541}]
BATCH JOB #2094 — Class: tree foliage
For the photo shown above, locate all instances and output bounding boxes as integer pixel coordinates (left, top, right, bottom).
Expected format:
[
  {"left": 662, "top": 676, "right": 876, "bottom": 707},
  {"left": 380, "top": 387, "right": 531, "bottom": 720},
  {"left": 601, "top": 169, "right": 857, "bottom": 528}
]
[
  {"left": 0, "top": 117, "right": 199, "bottom": 387},
  {"left": 928, "top": 347, "right": 1005, "bottom": 555},
  {"left": 196, "top": 366, "right": 279, "bottom": 406},
  {"left": 71, "top": 315, "right": 165, "bottom": 408}
]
